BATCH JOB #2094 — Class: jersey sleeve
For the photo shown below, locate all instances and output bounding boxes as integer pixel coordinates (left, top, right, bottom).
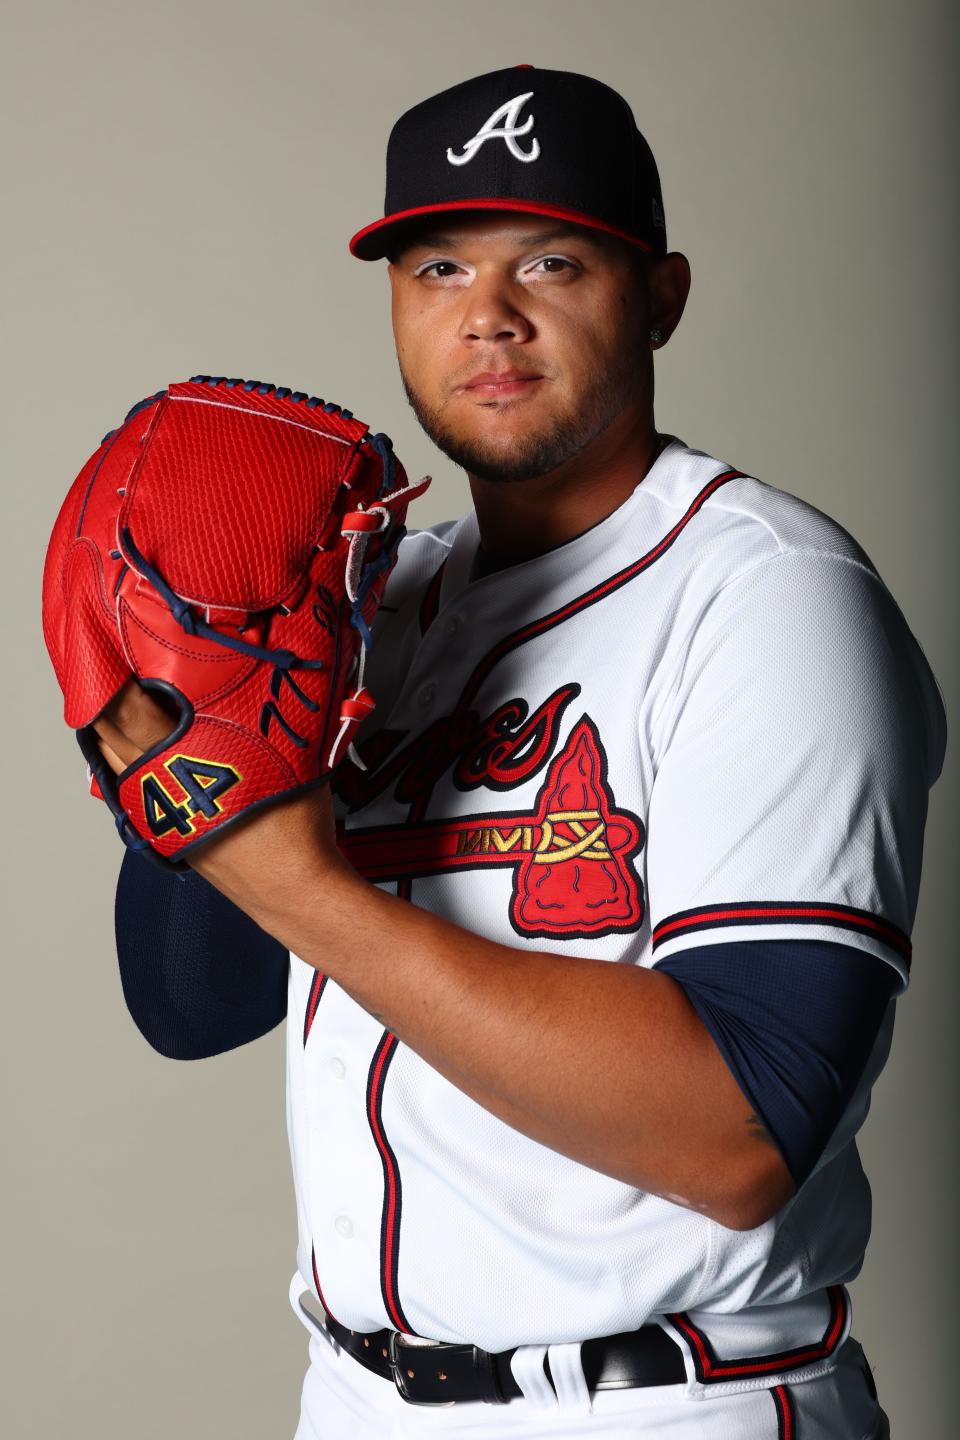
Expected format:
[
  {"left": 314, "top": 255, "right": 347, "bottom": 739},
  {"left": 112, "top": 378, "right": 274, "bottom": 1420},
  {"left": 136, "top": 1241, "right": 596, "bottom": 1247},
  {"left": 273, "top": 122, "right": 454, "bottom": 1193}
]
[{"left": 646, "top": 550, "right": 946, "bottom": 988}]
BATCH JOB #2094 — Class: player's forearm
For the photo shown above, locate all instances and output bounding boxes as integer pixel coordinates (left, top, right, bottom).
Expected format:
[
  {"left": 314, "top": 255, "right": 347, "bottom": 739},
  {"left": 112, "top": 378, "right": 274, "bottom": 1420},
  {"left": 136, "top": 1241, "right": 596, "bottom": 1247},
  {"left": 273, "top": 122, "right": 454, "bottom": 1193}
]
[
  {"left": 231, "top": 842, "right": 793, "bottom": 1231},
  {"left": 92, "top": 683, "right": 791, "bottom": 1229}
]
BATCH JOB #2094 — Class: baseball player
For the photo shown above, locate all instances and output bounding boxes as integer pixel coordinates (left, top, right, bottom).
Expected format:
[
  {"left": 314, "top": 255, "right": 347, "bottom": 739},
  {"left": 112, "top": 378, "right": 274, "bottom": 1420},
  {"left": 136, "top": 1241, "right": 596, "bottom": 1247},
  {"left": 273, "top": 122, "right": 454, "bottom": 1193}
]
[{"left": 88, "top": 67, "right": 945, "bottom": 1437}]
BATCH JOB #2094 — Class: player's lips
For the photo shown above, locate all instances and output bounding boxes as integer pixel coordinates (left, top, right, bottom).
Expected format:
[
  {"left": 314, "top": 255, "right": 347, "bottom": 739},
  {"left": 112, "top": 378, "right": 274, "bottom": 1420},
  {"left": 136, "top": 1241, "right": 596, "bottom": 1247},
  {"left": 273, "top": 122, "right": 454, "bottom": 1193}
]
[{"left": 457, "top": 370, "right": 545, "bottom": 399}]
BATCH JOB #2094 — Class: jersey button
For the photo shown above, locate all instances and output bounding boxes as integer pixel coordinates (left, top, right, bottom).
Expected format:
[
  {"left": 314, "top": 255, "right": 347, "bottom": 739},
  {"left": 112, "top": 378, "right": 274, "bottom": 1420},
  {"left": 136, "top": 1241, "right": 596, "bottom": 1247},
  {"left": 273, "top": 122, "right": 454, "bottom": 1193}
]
[
  {"left": 417, "top": 682, "right": 437, "bottom": 708},
  {"left": 334, "top": 1214, "right": 354, "bottom": 1239},
  {"left": 444, "top": 613, "right": 462, "bottom": 638},
  {"left": 329, "top": 1057, "right": 346, "bottom": 1080}
]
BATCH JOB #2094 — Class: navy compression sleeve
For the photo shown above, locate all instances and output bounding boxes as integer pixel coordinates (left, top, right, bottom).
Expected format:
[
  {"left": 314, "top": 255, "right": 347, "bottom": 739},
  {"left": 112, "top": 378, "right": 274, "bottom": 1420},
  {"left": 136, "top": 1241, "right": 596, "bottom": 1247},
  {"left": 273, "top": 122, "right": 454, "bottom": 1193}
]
[
  {"left": 116, "top": 847, "right": 896, "bottom": 1167},
  {"left": 115, "top": 849, "right": 289, "bottom": 1060},
  {"left": 655, "top": 940, "right": 897, "bottom": 1188}
]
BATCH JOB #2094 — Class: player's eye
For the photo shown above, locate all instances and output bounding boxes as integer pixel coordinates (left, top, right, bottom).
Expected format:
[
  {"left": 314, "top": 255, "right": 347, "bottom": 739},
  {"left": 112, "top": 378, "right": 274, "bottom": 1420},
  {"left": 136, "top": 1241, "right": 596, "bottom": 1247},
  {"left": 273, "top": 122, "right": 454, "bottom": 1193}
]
[
  {"left": 523, "top": 255, "right": 580, "bottom": 277},
  {"left": 414, "top": 260, "right": 469, "bottom": 282}
]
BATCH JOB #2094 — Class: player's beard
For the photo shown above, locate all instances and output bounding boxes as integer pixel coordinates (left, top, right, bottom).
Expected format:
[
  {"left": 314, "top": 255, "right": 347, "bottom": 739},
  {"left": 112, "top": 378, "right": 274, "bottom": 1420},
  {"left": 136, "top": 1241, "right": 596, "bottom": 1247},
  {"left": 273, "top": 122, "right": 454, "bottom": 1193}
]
[{"left": 400, "top": 335, "right": 649, "bottom": 484}]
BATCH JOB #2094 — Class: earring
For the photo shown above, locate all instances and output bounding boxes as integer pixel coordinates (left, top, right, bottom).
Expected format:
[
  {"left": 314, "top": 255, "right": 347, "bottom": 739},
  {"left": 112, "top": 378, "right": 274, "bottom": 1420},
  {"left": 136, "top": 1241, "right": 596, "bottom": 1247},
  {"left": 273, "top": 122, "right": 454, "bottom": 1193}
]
[{"left": 650, "top": 328, "right": 663, "bottom": 345}]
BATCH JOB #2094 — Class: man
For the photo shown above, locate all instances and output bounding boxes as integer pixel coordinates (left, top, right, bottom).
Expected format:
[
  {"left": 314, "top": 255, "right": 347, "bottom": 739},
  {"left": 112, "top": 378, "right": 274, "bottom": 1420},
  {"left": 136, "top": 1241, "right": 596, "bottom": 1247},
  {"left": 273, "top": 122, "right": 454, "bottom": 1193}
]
[{"left": 98, "top": 67, "right": 945, "bottom": 1436}]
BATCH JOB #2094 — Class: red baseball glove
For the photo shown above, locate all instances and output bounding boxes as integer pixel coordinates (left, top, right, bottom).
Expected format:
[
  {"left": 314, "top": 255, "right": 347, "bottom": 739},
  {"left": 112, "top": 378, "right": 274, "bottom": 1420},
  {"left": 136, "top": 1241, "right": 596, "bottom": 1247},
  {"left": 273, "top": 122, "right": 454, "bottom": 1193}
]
[{"left": 42, "top": 375, "right": 429, "bottom": 868}]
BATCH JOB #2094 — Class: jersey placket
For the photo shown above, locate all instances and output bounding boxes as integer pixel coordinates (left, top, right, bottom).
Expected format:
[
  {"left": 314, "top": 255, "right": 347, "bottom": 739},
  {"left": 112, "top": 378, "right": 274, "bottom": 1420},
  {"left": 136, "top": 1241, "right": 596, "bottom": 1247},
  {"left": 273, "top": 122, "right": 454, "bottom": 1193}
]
[{"left": 329, "top": 459, "right": 746, "bottom": 1340}]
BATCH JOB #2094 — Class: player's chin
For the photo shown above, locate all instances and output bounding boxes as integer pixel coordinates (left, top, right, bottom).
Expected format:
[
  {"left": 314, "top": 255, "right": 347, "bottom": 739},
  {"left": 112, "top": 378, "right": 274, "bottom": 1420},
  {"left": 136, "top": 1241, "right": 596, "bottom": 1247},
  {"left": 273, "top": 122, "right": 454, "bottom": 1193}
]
[
  {"left": 450, "top": 415, "right": 540, "bottom": 452},
  {"left": 439, "top": 433, "right": 564, "bottom": 484},
  {"left": 450, "top": 396, "right": 563, "bottom": 446}
]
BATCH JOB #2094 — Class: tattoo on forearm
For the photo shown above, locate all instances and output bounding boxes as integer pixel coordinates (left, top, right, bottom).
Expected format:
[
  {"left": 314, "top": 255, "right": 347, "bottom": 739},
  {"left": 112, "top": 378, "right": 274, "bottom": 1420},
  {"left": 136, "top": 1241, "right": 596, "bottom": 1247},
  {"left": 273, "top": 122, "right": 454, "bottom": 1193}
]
[{"left": 746, "top": 1112, "right": 778, "bottom": 1148}]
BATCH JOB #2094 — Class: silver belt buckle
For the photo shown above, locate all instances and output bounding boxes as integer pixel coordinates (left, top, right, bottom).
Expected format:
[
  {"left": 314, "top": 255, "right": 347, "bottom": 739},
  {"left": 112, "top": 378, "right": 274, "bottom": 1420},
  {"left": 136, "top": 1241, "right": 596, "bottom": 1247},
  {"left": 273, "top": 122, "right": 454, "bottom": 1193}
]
[{"left": 388, "top": 1331, "right": 457, "bottom": 1407}]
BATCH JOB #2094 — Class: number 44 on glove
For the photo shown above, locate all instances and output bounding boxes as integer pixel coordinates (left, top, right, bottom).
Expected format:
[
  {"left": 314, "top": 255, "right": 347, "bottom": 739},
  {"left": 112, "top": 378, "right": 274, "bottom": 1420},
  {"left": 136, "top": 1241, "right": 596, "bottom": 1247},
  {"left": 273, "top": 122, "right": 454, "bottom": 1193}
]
[{"left": 42, "top": 376, "right": 430, "bottom": 869}]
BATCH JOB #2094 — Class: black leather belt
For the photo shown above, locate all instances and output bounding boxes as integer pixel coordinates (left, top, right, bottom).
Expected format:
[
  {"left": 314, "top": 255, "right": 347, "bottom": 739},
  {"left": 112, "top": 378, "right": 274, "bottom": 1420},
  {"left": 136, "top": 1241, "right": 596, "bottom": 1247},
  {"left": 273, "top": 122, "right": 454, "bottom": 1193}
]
[{"left": 322, "top": 1313, "right": 687, "bottom": 1406}]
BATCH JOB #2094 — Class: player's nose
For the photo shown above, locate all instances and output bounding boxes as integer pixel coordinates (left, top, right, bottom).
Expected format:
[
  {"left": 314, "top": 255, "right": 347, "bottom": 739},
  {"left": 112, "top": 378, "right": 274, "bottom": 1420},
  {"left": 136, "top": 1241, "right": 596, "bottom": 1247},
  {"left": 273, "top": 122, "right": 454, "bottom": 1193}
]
[{"left": 457, "top": 270, "right": 532, "bottom": 345}]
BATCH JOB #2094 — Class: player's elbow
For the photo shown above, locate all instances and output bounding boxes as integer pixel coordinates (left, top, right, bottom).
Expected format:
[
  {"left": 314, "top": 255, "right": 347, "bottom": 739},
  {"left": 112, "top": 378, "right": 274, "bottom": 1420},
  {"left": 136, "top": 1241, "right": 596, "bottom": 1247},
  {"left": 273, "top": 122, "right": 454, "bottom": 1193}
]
[
  {"left": 709, "top": 1193, "right": 787, "bottom": 1233},
  {"left": 703, "top": 1150, "right": 796, "bottom": 1232}
]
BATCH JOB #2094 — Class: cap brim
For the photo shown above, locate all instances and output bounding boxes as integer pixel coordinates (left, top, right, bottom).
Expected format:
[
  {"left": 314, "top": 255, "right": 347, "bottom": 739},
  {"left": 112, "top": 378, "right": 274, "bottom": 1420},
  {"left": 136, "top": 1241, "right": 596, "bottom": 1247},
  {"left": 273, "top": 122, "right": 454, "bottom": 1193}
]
[{"left": 349, "top": 198, "right": 654, "bottom": 260}]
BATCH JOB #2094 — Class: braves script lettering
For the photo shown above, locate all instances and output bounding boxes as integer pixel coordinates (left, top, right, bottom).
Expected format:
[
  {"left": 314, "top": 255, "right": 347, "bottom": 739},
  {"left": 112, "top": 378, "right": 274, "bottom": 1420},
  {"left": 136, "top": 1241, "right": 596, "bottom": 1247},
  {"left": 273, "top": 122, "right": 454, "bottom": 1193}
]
[{"left": 333, "top": 683, "right": 580, "bottom": 810}]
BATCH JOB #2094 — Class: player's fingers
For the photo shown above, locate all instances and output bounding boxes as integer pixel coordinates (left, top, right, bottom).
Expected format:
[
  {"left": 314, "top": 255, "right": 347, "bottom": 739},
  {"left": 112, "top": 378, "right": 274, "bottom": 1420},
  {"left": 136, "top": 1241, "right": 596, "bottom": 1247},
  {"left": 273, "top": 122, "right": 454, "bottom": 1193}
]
[
  {"left": 95, "top": 735, "right": 127, "bottom": 776},
  {"left": 93, "top": 679, "right": 178, "bottom": 765},
  {"left": 91, "top": 713, "right": 143, "bottom": 769}
]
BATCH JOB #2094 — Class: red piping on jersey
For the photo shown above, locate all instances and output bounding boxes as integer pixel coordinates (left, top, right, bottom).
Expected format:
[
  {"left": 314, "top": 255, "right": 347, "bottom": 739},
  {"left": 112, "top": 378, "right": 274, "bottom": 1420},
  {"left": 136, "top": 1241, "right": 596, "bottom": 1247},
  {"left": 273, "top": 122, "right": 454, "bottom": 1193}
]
[
  {"left": 668, "top": 1284, "right": 847, "bottom": 1382},
  {"left": 366, "top": 1032, "right": 413, "bottom": 1333},
  {"left": 772, "top": 1384, "right": 795, "bottom": 1440},
  {"left": 358, "top": 464, "right": 744, "bottom": 1343},
  {"left": 303, "top": 971, "right": 328, "bottom": 1046},
  {"left": 452, "top": 469, "right": 744, "bottom": 716},
  {"left": 652, "top": 901, "right": 911, "bottom": 965}
]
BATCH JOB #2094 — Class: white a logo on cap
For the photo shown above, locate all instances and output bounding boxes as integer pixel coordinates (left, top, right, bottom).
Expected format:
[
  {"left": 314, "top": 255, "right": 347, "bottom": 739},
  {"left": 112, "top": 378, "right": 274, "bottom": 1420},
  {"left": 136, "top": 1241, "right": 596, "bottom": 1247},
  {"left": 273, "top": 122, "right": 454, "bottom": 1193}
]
[{"left": 446, "top": 92, "right": 541, "bottom": 166}]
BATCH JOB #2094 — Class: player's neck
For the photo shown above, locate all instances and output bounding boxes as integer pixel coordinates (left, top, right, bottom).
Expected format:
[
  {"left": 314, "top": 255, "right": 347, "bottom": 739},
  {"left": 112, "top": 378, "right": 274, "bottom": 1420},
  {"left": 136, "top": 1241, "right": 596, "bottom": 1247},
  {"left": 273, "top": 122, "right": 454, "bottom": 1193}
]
[{"left": 468, "top": 408, "right": 664, "bottom": 575}]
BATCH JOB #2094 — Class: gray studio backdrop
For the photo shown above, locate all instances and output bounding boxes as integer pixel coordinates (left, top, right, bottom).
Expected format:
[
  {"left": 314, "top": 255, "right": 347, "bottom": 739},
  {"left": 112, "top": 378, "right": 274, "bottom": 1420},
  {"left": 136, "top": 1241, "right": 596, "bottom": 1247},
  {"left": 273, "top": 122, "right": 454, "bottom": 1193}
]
[{"left": 3, "top": 2, "right": 955, "bottom": 1436}]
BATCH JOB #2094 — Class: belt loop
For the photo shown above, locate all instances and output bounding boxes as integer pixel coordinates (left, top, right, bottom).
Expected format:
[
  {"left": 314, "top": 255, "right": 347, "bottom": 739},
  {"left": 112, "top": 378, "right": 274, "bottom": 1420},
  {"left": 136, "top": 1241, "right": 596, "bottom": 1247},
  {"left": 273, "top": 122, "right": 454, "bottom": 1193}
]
[
  {"left": 509, "top": 1344, "right": 555, "bottom": 1409},
  {"left": 547, "top": 1342, "right": 593, "bottom": 1414}
]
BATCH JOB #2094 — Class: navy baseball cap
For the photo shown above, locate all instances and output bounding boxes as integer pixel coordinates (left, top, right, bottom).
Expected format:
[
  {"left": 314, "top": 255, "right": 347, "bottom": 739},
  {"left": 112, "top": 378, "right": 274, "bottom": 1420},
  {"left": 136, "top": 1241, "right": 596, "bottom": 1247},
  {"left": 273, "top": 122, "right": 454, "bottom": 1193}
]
[{"left": 349, "top": 65, "right": 667, "bottom": 260}]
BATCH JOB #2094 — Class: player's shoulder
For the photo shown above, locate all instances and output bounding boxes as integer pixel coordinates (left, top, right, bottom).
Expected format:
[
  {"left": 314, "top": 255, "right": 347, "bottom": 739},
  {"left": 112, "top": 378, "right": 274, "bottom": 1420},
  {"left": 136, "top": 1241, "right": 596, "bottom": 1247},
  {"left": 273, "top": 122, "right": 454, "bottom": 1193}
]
[
  {"left": 651, "top": 440, "right": 947, "bottom": 765},
  {"left": 647, "top": 438, "right": 875, "bottom": 577}
]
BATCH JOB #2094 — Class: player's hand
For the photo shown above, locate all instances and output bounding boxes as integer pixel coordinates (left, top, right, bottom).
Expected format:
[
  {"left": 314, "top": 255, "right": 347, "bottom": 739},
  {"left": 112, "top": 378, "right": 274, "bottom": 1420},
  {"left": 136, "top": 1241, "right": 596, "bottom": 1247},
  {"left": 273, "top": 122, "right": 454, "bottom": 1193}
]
[
  {"left": 92, "top": 680, "right": 179, "bottom": 775},
  {"left": 91, "top": 680, "right": 348, "bottom": 913}
]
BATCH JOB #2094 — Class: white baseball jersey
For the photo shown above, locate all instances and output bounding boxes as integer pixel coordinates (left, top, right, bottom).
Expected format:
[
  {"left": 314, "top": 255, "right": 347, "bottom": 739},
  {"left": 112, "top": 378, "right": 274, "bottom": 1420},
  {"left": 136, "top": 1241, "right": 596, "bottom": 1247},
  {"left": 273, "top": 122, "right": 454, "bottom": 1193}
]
[{"left": 285, "top": 437, "right": 945, "bottom": 1399}]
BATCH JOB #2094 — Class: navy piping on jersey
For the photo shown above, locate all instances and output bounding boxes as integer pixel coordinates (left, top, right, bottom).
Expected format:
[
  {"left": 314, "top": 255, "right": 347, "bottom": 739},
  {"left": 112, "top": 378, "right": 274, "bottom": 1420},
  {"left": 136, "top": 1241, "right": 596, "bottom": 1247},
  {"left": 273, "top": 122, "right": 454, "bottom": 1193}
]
[
  {"left": 667, "top": 1284, "right": 847, "bottom": 1384},
  {"left": 451, "top": 468, "right": 744, "bottom": 717},
  {"left": 772, "top": 1384, "right": 796, "bottom": 1440},
  {"left": 311, "top": 1243, "right": 339, "bottom": 1325},
  {"left": 359, "top": 466, "right": 745, "bottom": 1332},
  {"left": 304, "top": 973, "right": 334, "bottom": 1329},
  {"left": 303, "top": 971, "right": 329, "bottom": 1046},
  {"left": 366, "top": 1032, "right": 414, "bottom": 1333},
  {"left": 304, "top": 977, "right": 332, "bottom": 1327},
  {"left": 652, "top": 900, "right": 911, "bottom": 967},
  {"left": 388, "top": 470, "right": 745, "bottom": 827}
]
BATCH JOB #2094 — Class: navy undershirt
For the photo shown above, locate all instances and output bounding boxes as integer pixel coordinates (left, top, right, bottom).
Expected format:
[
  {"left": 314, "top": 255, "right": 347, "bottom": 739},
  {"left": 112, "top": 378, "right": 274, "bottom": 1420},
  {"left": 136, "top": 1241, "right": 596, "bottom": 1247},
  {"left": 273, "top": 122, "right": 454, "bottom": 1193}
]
[
  {"left": 654, "top": 941, "right": 896, "bottom": 1186},
  {"left": 115, "top": 850, "right": 287, "bottom": 1061},
  {"left": 115, "top": 852, "right": 897, "bottom": 1185}
]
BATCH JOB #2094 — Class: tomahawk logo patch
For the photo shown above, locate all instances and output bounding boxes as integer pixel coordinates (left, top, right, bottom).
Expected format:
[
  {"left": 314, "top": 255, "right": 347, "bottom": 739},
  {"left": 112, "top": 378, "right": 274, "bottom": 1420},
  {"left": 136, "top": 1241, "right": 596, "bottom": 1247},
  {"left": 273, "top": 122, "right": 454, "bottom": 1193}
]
[
  {"left": 505, "top": 716, "right": 644, "bottom": 938},
  {"left": 446, "top": 92, "right": 541, "bottom": 166}
]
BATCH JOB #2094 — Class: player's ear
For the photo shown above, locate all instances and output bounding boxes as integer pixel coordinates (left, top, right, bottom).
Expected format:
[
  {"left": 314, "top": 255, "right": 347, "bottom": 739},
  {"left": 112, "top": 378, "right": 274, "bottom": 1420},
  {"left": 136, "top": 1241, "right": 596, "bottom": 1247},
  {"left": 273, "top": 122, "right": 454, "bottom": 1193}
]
[{"left": 648, "top": 252, "right": 691, "bottom": 348}]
